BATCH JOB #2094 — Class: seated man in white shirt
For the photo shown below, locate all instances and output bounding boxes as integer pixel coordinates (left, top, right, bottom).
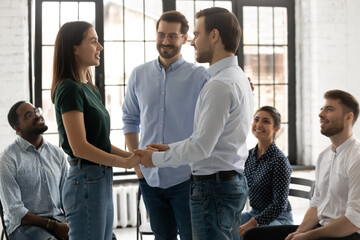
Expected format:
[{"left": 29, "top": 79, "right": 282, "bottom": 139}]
[
  {"left": 0, "top": 101, "right": 69, "bottom": 240},
  {"left": 286, "top": 90, "right": 360, "bottom": 240},
  {"left": 243, "top": 89, "right": 360, "bottom": 240}
]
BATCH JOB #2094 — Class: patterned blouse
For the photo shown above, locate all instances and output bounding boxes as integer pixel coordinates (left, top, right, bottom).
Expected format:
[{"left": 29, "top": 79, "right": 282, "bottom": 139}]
[{"left": 245, "top": 142, "right": 292, "bottom": 225}]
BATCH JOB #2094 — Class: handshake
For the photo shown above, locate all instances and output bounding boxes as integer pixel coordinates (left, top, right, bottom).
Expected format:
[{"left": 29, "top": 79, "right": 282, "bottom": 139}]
[{"left": 129, "top": 144, "right": 170, "bottom": 168}]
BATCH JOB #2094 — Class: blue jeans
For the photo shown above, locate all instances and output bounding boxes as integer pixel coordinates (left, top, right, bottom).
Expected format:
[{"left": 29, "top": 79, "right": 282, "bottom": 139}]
[
  {"left": 139, "top": 178, "right": 192, "bottom": 240},
  {"left": 10, "top": 226, "right": 57, "bottom": 240},
  {"left": 241, "top": 209, "right": 293, "bottom": 226},
  {"left": 190, "top": 173, "right": 248, "bottom": 240},
  {"left": 62, "top": 164, "right": 114, "bottom": 240}
]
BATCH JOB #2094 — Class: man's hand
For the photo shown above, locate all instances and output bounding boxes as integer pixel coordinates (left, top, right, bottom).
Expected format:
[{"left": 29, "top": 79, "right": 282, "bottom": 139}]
[
  {"left": 125, "top": 154, "right": 141, "bottom": 169},
  {"left": 285, "top": 232, "right": 313, "bottom": 240},
  {"left": 134, "top": 149, "right": 155, "bottom": 168},
  {"left": 53, "top": 222, "right": 69, "bottom": 240},
  {"left": 146, "top": 143, "right": 170, "bottom": 152},
  {"left": 248, "top": 77, "right": 254, "bottom": 92},
  {"left": 239, "top": 218, "right": 257, "bottom": 237}
]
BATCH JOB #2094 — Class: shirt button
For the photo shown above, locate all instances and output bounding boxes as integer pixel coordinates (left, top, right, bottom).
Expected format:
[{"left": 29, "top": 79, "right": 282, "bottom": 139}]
[
  {"left": 161, "top": 108, "right": 164, "bottom": 111},
  {"left": 160, "top": 141, "right": 162, "bottom": 144},
  {"left": 162, "top": 91, "right": 164, "bottom": 94},
  {"left": 160, "top": 125, "right": 163, "bottom": 128}
]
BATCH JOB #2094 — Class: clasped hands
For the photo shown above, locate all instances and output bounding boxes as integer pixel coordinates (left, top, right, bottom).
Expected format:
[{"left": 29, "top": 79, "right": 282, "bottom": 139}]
[{"left": 132, "top": 143, "right": 170, "bottom": 168}]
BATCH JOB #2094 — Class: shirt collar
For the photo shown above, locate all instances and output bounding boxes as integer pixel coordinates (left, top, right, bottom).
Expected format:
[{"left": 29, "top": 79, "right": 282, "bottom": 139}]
[
  {"left": 15, "top": 136, "right": 48, "bottom": 152},
  {"left": 253, "top": 142, "right": 276, "bottom": 161},
  {"left": 206, "top": 56, "right": 238, "bottom": 79},
  {"left": 331, "top": 135, "right": 355, "bottom": 153},
  {"left": 155, "top": 56, "right": 184, "bottom": 72}
]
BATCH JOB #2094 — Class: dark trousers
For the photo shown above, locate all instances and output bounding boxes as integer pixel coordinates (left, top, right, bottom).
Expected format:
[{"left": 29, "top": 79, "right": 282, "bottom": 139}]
[{"left": 243, "top": 225, "right": 360, "bottom": 240}]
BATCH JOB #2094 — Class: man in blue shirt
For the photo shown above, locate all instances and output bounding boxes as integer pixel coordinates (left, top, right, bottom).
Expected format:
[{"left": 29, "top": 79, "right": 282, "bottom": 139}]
[
  {"left": 0, "top": 101, "right": 69, "bottom": 240},
  {"left": 136, "top": 7, "right": 254, "bottom": 240},
  {"left": 122, "top": 11, "right": 208, "bottom": 240}
]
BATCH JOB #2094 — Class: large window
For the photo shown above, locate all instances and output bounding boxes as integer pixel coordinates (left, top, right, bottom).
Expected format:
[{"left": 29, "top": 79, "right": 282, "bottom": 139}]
[{"left": 33, "top": 0, "right": 296, "bottom": 164}]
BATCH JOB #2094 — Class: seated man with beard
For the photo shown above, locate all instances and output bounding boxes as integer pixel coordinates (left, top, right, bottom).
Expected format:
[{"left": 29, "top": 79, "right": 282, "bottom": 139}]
[{"left": 0, "top": 101, "right": 69, "bottom": 240}]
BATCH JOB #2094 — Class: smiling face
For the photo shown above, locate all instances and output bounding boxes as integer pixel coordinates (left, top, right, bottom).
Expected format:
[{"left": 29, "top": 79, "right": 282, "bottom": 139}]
[
  {"left": 74, "top": 27, "right": 103, "bottom": 69},
  {"left": 15, "top": 102, "right": 48, "bottom": 137},
  {"left": 252, "top": 110, "right": 280, "bottom": 143},
  {"left": 156, "top": 20, "right": 187, "bottom": 62},
  {"left": 191, "top": 16, "right": 213, "bottom": 64},
  {"left": 319, "top": 98, "right": 347, "bottom": 137}
]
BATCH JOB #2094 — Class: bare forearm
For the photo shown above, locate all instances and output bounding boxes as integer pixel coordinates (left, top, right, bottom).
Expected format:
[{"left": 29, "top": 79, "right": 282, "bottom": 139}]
[
  {"left": 125, "top": 133, "right": 143, "bottom": 177},
  {"left": 125, "top": 133, "right": 139, "bottom": 152},
  {"left": 296, "top": 207, "right": 319, "bottom": 233},
  {"left": 21, "top": 212, "right": 53, "bottom": 229},
  {"left": 111, "top": 144, "right": 132, "bottom": 158},
  {"left": 307, "top": 216, "right": 359, "bottom": 239}
]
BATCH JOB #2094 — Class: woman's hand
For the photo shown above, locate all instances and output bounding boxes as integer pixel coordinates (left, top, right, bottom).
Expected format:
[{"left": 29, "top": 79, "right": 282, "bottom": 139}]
[{"left": 239, "top": 218, "right": 258, "bottom": 237}]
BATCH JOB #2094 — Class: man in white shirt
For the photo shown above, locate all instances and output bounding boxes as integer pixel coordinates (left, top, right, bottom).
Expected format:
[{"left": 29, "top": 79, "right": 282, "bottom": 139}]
[
  {"left": 136, "top": 7, "right": 254, "bottom": 240},
  {"left": 244, "top": 90, "right": 360, "bottom": 240},
  {"left": 285, "top": 90, "right": 360, "bottom": 240}
]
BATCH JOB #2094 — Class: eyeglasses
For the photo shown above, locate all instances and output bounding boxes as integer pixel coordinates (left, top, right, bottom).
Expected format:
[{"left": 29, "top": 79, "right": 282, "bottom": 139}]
[
  {"left": 24, "top": 107, "right": 43, "bottom": 119},
  {"left": 157, "top": 32, "right": 184, "bottom": 41}
]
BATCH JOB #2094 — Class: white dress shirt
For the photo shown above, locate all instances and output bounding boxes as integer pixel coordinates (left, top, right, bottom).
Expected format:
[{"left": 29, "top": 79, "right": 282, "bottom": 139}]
[
  {"left": 310, "top": 135, "right": 360, "bottom": 232},
  {"left": 153, "top": 56, "right": 254, "bottom": 175}
]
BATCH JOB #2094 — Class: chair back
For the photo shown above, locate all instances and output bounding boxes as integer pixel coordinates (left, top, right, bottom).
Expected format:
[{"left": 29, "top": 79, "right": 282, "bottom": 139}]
[
  {"left": 289, "top": 177, "right": 315, "bottom": 200},
  {"left": 0, "top": 200, "right": 9, "bottom": 240},
  {"left": 136, "top": 186, "right": 153, "bottom": 240}
]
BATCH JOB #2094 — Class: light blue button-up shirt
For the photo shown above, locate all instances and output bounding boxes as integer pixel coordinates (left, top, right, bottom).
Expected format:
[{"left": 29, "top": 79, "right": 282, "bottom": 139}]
[
  {"left": 0, "top": 137, "right": 68, "bottom": 234},
  {"left": 123, "top": 56, "right": 208, "bottom": 188},
  {"left": 153, "top": 56, "right": 254, "bottom": 175}
]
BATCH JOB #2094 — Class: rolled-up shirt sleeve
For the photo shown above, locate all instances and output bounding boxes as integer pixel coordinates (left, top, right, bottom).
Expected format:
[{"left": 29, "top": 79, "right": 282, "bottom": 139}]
[
  {"left": 0, "top": 154, "right": 28, "bottom": 230},
  {"left": 345, "top": 156, "right": 360, "bottom": 228},
  {"left": 122, "top": 70, "right": 141, "bottom": 135}
]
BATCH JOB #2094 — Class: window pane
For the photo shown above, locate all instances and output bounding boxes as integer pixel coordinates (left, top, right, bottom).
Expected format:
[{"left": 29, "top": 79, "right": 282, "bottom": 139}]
[
  {"left": 104, "top": 1, "right": 123, "bottom": 40},
  {"left": 79, "top": 2, "right": 95, "bottom": 24},
  {"left": 243, "top": 6, "right": 258, "bottom": 45},
  {"left": 60, "top": 2, "right": 79, "bottom": 25},
  {"left": 110, "top": 130, "right": 126, "bottom": 153},
  {"left": 42, "top": 46, "right": 54, "bottom": 90},
  {"left": 275, "top": 85, "right": 288, "bottom": 122},
  {"left": 259, "top": 46, "right": 274, "bottom": 84},
  {"left": 275, "top": 46, "right": 288, "bottom": 84},
  {"left": 276, "top": 124, "right": 288, "bottom": 155},
  {"left": 104, "top": 42, "right": 124, "bottom": 85},
  {"left": 42, "top": 90, "right": 57, "bottom": 134},
  {"left": 105, "top": 86, "right": 125, "bottom": 130},
  {"left": 145, "top": 0, "right": 162, "bottom": 40},
  {"left": 42, "top": 2, "right": 59, "bottom": 45},
  {"left": 195, "top": 1, "right": 214, "bottom": 13},
  {"left": 259, "top": 7, "right": 273, "bottom": 45},
  {"left": 44, "top": 133, "right": 60, "bottom": 148},
  {"left": 244, "top": 46, "right": 259, "bottom": 83},
  {"left": 177, "top": 1, "right": 195, "bottom": 39},
  {"left": 145, "top": 42, "right": 158, "bottom": 62},
  {"left": 124, "top": 42, "right": 144, "bottom": 85},
  {"left": 274, "top": 7, "right": 287, "bottom": 45},
  {"left": 214, "top": 1, "right": 232, "bottom": 11},
  {"left": 182, "top": 43, "right": 196, "bottom": 64},
  {"left": 124, "top": 0, "right": 144, "bottom": 40},
  {"left": 259, "top": 85, "right": 274, "bottom": 107},
  {"left": 253, "top": 85, "right": 260, "bottom": 110}
]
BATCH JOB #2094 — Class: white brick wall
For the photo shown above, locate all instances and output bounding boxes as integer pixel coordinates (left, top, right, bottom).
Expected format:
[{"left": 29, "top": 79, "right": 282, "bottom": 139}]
[
  {"left": 0, "top": 0, "right": 360, "bottom": 165},
  {"left": 0, "top": 0, "right": 29, "bottom": 150},
  {"left": 296, "top": 0, "right": 360, "bottom": 165}
]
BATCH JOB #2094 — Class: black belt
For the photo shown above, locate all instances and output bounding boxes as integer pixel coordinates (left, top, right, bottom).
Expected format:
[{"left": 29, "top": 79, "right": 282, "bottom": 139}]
[
  {"left": 191, "top": 170, "right": 238, "bottom": 181},
  {"left": 68, "top": 158, "right": 105, "bottom": 168}
]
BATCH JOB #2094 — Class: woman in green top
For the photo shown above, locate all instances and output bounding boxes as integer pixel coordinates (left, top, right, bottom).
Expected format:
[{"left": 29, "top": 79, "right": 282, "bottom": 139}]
[{"left": 50, "top": 21, "right": 140, "bottom": 240}]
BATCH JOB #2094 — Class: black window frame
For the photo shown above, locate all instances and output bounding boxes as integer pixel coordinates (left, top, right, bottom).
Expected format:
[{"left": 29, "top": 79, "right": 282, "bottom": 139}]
[{"left": 32, "top": 0, "right": 296, "bottom": 164}]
